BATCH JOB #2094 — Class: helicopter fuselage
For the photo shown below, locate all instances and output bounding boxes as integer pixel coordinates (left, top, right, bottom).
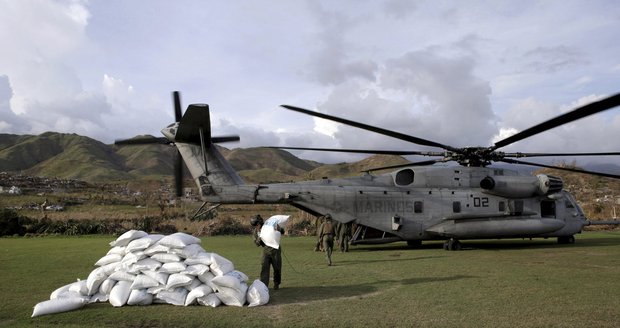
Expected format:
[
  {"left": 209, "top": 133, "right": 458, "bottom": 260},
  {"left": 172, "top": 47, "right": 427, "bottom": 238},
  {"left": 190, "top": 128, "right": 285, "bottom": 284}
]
[{"left": 175, "top": 138, "right": 587, "bottom": 246}]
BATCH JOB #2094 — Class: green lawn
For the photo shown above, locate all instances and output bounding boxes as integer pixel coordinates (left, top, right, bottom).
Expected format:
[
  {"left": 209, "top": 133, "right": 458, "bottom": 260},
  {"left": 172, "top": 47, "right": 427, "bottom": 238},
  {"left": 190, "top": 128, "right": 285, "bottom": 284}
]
[{"left": 1, "top": 232, "right": 620, "bottom": 327}]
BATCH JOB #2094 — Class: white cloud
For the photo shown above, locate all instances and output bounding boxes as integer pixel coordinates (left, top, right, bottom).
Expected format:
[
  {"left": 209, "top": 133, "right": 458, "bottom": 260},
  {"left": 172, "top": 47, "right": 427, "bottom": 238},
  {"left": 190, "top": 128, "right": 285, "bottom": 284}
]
[
  {"left": 1, "top": 0, "right": 620, "bottom": 168},
  {"left": 312, "top": 116, "right": 339, "bottom": 138}
]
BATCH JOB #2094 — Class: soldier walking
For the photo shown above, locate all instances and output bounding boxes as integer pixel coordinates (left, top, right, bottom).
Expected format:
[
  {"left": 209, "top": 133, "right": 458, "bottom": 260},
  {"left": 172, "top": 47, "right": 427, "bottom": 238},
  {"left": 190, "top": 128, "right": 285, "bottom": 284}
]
[
  {"left": 318, "top": 214, "right": 336, "bottom": 266},
  {"left": 338, "top": 222, "right": 352, "bottom": 252}
]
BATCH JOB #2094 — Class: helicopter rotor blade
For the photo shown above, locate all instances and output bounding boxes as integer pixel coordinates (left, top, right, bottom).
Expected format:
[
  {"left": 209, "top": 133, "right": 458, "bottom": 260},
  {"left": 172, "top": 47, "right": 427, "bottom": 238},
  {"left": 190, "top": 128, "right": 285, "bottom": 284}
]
[
  {"left": 499, "top": 158, "right": 620, "bottom": 179},
  {"left": 492, "top": 93, "right": 620, "bottom": 150},
  {"left": 503, "top": 151, "right": 620, "bottom": 158},
  {"left": 281, "top": 105, "right": 458, "bottom": 152},
  {"left": 268, "top": 146, "right": 445, "bottom": 156},
  {"left": 114, "top": 137, "right": 170, "bottom": 145},
  {"left": 212, "top": 135, "right": 241, "bottom": 144},
  {"left": 173, "top": 91, "right": 183, "bottom": 122}
]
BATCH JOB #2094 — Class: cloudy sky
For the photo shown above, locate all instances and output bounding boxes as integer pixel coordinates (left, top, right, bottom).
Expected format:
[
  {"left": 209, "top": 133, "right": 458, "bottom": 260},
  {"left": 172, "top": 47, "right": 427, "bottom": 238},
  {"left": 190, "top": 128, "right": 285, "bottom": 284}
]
[{"left": 1, "top": 0, "right": 620, "bottom": 166}]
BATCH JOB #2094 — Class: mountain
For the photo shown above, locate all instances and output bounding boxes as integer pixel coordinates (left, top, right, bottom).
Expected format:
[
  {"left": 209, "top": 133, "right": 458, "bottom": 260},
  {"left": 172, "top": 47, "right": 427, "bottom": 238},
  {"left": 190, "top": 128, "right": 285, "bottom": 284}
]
[
  {"left": 305, "top": 154, "right": 410, "bottom": 180},
  {"left": 0, "top": 132, "right": 132, "bottom": 181},
  {"left": 0, "top": 132, "right": 327, "bottom": 183},
  {"left": 2, "top": 132, "right": 619, "bottom": 185}
]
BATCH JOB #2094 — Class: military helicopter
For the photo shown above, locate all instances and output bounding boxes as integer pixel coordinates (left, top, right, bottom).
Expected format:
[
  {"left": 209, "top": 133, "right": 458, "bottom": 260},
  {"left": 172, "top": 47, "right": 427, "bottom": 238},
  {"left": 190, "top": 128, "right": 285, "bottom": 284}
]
[{"left": 116, "top": 91, "right": 620, "bottom": 250}]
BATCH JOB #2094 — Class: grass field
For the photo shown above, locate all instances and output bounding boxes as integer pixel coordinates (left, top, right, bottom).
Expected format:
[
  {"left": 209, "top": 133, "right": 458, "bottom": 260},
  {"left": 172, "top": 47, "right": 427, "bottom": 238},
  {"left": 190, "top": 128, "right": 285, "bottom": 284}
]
[{"left": 1, "top": 232, "right": 620, "bottom": 327}]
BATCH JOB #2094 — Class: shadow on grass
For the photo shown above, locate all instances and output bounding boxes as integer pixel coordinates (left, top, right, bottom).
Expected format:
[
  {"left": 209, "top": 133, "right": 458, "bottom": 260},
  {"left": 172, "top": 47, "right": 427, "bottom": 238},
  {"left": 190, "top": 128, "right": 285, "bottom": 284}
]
[
  {"left": 336, "top": 255, "right": 444, "bottom": 265},
  {"left": 272, "top": 274, "right": 475, "bottom": 305},
  {"left": 348, "top": 235, "right": 620, "bottom": 252},
  {"left": 460, "top": 236, "right": 620, "bottom": 251}
]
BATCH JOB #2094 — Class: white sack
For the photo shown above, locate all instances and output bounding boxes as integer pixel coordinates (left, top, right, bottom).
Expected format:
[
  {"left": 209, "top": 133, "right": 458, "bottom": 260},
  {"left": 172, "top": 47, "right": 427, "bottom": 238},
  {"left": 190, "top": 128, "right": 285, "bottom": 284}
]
[
  {"left": 120, "top": 251, "right": 146, "bottom": 267},
  {"left": 154, "top": 288, "right": 188, "bottom": 306},
  {"left": 50, "top": 281, "right": 80, "bottom": 300},
  {"left": 100, "top": 262, "right": 120, "bottom": 276},
  {"left": 225, "top": 270, "right": 249, "bottom": 283},
  {"left": 68, "top": 279, "right": 88, "bottom": 296},
  {"left": 259, "top": 215, "right": 289, "bottom": 249},
  {"left": 210, "top": 253, "right": 234, "bottom": 276},
  {"left": 86, "top": 267, "right": 108, "bottom": 296},
  {"left": 127, "top": 289, "right": 153, "bottom": 306},
  {"left": 215, "top": 284, "right": 248, "bottom": 307},
  {"left": 185, "top": 277, "right": 202, "bottom": 291},
  {"left": 182, "top": 264, "right": 210, "bottom": 276},
  {"left": 150, "top": 253, "right": 181, "bottom": 263},
  {"left": 264, "top": 215, "right": 290, "bottom": 227},
  {"left": 247, "top": 279, "right": 269, "bottom": 307},
  {"left": 94, "top": 254, "right": 122, "bottom": 267},
  {"left": 158, "top": 232, "right": 201, "bottom": 248},
  {"left": 166, "top": 273, "right": 194, "bottom": 290},
  {"left": 197, "top": 293, "right": 221, "bottom": 307},
  {"left": 197, "top": 271, "right": 216, "bottom": 285},
  {"left": 160, "top": 262, "right": 186, "bottom": 274},
  {"left": 110, "top": 230, "right": 147, "bottom": 247},
  {"left": 109, "top": 281, "right": 132, "bottom": 307},
  {"left": 130, "top": 258, "right": 162, "bottom": 272},
  {"left": 211, "top": 275, "right": 243, "bottom": 292},
  {"left": 98, "top": 278, "right": 117, "bottom": 295},
  {"left": 32, "top": 297, "right": 87, "bottom": 317},
  {"left": 170, "top": 243, "right": 206, "bottom": 259},
  {"left": 108, "top": 271, "right": 135, "bottom": 282},
  {"left": 125, "top": 234, "right": 164, "bottom": 253},
  {"left": 147, "top": 285, "right": 166, "bottom": 294},
  {"left": 106, "top": 246, "right": 126, "bottom": 256},
  {"left": 131, "top": 274, "right": 160, "bottom": 290},
  {"left": 142, "top": 270, "right": 169, "bottom": 285},
  {"left": 89, "top": 292, "right": 109, "bottom": 303},
  {"left": 143, "top": 244, "right": 170, "bottom": 256},
  {"left": 184, "top": 252, "right": 213, "bottom": 266},
  {"left": 185, "top": 285, "right": 214, "bottom": 306}
]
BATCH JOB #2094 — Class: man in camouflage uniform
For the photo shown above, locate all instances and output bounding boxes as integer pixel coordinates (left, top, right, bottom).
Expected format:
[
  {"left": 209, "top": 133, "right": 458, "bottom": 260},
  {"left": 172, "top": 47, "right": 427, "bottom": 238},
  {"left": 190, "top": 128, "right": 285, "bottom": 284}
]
[
  {"left": 338, "top": 221, "right": 352, "bottom": 252},
  {"left": 314, "top": 215, "right": 324, "bottom": 252},
  {"left": 318, "top": 214, "right": 336, "bottom": 266},
  {"left": 251, "top": 214, "right": 283, "bottom": 290}
]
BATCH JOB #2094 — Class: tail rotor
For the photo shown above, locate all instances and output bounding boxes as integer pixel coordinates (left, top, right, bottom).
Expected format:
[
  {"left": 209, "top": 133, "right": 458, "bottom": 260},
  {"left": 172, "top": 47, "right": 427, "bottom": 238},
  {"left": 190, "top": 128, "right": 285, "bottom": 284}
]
[{"left": 115, "top": 91, "right": 240, "bottom": 198}]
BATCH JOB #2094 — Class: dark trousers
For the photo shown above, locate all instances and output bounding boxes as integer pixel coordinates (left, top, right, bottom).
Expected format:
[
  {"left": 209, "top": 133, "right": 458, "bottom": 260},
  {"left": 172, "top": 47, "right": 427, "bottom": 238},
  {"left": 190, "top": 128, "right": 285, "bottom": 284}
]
[
  {"left": 260, "top": 246, "right": 282, "bottom": 287},
  {"left": 323, "top": 234, "right": 334, "bottom": 264}
]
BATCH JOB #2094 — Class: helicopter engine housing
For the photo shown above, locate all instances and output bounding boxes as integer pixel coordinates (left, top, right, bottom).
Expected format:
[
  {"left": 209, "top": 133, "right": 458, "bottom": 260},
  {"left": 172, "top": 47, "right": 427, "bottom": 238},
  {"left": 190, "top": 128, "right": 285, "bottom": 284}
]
[{"left": 480, "top": 174, "right": 562, "bottom": 198}]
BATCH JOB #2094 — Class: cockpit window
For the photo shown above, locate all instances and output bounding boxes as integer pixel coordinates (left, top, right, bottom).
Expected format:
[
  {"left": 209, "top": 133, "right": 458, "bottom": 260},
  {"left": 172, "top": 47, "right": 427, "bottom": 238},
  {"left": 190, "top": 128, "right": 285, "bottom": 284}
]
[
  {"left": 565, "top": 201, "right": 575, "bottom": 209},
  {"left": 395, "top": 169, "right": 414, "bottom": 185}
]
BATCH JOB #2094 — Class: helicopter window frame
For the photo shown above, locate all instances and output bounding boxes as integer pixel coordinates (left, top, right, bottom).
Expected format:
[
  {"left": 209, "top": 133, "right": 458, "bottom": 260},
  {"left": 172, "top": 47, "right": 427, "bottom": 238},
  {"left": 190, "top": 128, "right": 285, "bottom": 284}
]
[
  {"left": 499, "top": 201, "right": 505, "bottom": 212},
  {"left": 394, "top": 169, "right": 415, "bottom": 186}
]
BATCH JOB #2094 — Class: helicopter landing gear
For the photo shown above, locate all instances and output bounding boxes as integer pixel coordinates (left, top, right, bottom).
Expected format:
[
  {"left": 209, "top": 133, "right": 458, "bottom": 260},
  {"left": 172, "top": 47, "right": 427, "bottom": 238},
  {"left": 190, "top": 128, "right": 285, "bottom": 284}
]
[
  {"left": 557, "top": 235, "right": 575, "bottom": 244},
  {"left": 407, "top": 240, "right": 422, "bottom": 248},
  {"left": 443, "top": 238, "right": 462, "bottom": 251}
]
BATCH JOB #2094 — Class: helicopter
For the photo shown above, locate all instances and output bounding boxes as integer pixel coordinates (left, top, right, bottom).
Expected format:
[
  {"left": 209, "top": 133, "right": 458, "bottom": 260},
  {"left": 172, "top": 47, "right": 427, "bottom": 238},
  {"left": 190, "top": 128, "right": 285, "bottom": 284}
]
[{"left": 116, "top": 91, "right": 620, "bottom": 250}]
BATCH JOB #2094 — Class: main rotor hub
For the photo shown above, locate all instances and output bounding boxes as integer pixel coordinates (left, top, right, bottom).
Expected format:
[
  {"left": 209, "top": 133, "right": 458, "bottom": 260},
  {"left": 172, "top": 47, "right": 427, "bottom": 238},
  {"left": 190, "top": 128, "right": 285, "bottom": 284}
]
[{"left": 450, "top": 147, "right": 504, "bottom": 167}]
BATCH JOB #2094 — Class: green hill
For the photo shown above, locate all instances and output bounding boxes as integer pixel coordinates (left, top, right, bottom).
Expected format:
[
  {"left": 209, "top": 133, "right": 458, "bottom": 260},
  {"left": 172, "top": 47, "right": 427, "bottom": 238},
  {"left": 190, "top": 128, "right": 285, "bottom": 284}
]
[
  {"left": 305, "top": 154, "right": 410, "bottom": 180},
  {"left": 0, "top": 132, "right": 131, "bottom": 181},
  {"left": 226, "top": 147, "right": 321, "bottom": 174},
  {"left": 0, "top": 132, "right": 328, "bottom": 183}
]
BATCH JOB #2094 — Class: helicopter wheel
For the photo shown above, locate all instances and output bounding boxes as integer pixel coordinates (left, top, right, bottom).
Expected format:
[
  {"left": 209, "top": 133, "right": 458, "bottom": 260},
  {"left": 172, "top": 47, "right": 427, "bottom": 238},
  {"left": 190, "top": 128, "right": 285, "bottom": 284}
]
[
  {"left": 444, "top": 238, "right": 461, "bottom": 251},
  {"left": 407, "top": 240, "right": 422, "bottom": 248},
  {"left": 558, "top": 235, "right": 575, "bottom": 244}
]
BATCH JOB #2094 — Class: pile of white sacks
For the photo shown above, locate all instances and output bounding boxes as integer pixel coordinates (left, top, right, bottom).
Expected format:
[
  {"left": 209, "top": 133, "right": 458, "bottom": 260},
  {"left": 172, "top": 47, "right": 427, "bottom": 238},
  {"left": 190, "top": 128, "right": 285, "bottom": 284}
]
[{"left": 32, "top": 230, "right": 269, "bottom": 317}]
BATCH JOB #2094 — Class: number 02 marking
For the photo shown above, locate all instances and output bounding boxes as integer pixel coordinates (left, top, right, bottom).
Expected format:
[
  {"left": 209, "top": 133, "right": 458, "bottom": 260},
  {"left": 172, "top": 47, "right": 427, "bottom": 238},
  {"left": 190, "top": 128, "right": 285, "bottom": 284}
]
[{"left": 473, "top": 197, "right": 489, "bottom": 207}]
